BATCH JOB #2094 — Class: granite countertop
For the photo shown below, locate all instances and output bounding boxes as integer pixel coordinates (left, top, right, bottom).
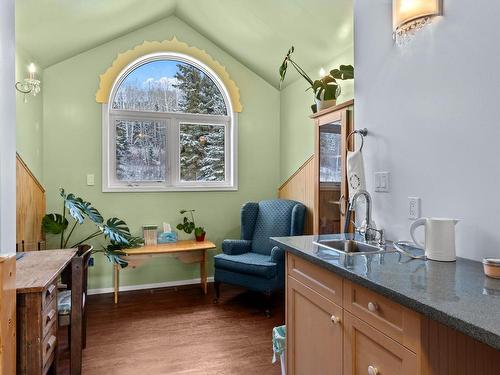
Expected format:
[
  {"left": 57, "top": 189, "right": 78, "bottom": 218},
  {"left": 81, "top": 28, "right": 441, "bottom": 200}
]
[{"left": 271, "top": 234, "right": 500, "bottom": 350}]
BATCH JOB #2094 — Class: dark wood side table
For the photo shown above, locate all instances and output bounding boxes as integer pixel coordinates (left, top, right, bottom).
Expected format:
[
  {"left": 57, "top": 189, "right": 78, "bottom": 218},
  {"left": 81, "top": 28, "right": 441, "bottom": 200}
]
[{"left": 16, "top": 249, "right": 77, "bottom": 375}]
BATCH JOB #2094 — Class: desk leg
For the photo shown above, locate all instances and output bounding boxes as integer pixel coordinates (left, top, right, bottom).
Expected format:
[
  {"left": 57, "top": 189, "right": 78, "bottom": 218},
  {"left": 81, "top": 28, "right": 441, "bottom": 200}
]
[
  {"left": 200, "top": 249, "right": 207, "bottom": 295},
  {"left": 114, "top": 264, "right": 119, "bottom": 304}
]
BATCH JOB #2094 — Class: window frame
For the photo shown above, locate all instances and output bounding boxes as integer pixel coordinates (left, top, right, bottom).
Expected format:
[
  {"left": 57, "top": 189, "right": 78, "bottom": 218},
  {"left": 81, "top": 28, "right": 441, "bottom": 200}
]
[{"left": 102, "top": 52, "right": 238, "bottom": 192}]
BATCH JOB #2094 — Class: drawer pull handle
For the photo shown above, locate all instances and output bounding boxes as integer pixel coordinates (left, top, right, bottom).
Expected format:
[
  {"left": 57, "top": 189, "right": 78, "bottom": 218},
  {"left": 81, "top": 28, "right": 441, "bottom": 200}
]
[
  {"left": 46, "top": 309, "right": 56, "bottom": 324},
  {"left": 46, "top": 335, "right": 56, "bottom": 353},
  {"left": 368, "top": 365, "right": 379, "bottom": 375},
  {"left": 46, "top": 284, "right": 56, "bottom": 298},
  {"left": 368, "top": 301, "right": 378, "bottom": 312},
  {"left": 330, "top": 315, "right": 341, "bottom": 324}
]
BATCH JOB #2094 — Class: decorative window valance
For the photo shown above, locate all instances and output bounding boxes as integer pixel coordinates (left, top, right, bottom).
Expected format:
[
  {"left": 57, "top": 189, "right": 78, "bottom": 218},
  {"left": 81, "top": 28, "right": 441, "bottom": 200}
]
[{"left": 95, "top": 37, "right": 242, "bottom": 112}]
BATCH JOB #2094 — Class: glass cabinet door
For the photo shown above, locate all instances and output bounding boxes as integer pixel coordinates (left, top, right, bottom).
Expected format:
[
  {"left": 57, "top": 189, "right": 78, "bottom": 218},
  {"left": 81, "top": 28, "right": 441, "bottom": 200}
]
[{"left": 318, "top": 121, "right": 342, "bottom": 234}]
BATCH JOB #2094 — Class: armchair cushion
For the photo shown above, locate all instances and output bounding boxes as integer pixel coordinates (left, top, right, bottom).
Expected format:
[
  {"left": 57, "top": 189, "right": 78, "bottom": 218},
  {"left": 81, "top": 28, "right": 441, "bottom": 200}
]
[
  {"left": 214, "top": 252, "right": 277, "bottom": 279},
  {"left": 251, "top": 200, "right": 303, "bottom": 255},
  {"left": 57, "top": 290, "right": 72, "bottom": 315},
  {"left": 221, "top": 239, "right": 252, "bottom": 255}
]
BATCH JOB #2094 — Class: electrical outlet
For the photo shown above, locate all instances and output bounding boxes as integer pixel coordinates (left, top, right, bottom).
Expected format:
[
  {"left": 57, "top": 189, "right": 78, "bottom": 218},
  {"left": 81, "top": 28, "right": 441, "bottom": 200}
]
[
  {"left": 86, "top": 174, "right": 95, "bottom": 186},
  {"left": 374, "top": 172, "right": 390, "bottom": 192},
  {"left": 408, "top": 197, "right": 421, "bottom": 219},
  {"left": 89, "top": 257, "right": 94, "bottom": 267}
]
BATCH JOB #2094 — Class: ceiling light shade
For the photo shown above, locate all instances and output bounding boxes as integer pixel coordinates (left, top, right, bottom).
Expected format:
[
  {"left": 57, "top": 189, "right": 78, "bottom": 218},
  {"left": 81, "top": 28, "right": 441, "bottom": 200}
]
[{"left": 393, "top": 0, "right": 442, "bottom": 45}]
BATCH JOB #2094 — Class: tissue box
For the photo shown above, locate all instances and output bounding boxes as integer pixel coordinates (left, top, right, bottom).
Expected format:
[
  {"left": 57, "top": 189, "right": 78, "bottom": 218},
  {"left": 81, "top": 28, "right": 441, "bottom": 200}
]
[{"left": 158, "top": 231, "right": 177, "bottom": 244}]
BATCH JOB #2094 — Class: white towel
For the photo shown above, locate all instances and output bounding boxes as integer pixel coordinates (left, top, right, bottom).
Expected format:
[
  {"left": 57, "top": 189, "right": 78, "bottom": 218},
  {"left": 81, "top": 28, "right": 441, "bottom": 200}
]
[{"left": 347, "top": 149, "right": 366, "bottom": 198}]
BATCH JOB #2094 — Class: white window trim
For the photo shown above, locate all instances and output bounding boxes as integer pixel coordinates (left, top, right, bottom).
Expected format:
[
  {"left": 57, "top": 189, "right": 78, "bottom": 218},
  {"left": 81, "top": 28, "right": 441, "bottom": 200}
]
[{"left": 102, "top": 52, "right": 238, "bottom": 192}]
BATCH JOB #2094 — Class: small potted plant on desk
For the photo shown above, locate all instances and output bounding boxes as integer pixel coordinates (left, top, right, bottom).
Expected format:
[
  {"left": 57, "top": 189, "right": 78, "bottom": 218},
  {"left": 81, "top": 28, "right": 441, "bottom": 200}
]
[{"left": 177, "top": 209, "right": 206, "bottom": 242}]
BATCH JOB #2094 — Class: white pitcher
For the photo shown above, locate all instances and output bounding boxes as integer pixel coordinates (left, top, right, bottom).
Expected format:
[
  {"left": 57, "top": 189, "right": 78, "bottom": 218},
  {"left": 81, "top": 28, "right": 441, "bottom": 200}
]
[{"left": 410, "top": 218, "right": 460, "bottom": 262}]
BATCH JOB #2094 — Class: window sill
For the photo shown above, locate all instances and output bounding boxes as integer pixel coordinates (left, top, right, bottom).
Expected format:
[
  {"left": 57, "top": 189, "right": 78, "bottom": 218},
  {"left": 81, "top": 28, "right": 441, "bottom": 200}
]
[{"left": 102, "top": 185, "right": 239, "bottom": 193}]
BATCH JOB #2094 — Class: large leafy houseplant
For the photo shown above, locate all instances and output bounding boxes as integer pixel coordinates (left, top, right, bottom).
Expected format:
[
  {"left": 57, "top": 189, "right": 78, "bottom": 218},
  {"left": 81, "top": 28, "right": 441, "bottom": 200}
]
[
  {"left": 42, "top": 188, "right": 143, "bottom": 267},
  {"left": 279, "top": 46, "right": 354, "bottom": 112}
]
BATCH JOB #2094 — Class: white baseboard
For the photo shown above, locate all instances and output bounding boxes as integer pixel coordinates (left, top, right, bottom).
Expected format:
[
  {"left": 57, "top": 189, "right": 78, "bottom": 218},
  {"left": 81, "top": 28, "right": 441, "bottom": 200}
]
[{"left": 88, "top": 276, "right": 215, "bottom": 295}]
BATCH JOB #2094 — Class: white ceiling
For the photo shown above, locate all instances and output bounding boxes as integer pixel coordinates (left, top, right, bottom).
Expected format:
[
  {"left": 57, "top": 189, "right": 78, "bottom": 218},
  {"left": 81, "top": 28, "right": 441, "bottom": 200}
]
[{"left": 16, "top": 0, "right": 353, "bottom": 87}]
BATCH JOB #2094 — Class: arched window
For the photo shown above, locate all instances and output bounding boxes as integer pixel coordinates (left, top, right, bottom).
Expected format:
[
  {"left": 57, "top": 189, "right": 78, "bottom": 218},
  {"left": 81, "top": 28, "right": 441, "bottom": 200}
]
[{"left": 103, "top": 52, "right": 237, "bottom": 191}]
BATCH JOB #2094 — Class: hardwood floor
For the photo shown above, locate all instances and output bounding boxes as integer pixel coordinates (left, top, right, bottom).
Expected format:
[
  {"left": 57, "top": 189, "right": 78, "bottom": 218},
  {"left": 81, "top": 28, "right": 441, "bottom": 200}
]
[{"left": 57, "top": 284, "right": 284, "bottom": 375}]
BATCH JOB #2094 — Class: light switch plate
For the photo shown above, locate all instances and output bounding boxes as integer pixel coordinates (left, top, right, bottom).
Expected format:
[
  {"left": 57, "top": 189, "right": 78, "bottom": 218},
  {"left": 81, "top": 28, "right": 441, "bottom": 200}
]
[
  {"left": 86, "top": 174, "right": 95, "bottom": 186},
  {"left": 374, "top": 172, "right": 390, "bottom": 192}
]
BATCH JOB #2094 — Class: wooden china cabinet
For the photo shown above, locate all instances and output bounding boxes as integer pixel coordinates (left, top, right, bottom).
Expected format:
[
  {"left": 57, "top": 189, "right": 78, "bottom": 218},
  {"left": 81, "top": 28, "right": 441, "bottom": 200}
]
[{"left": 310, "top": 99, "right": 354, "bottom": 235}]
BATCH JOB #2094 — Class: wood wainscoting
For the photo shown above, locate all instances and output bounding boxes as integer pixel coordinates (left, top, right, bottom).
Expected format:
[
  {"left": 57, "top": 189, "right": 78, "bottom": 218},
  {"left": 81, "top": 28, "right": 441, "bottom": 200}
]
[
  {"left": 278, "top": 155, "right": 315, "bottom": 234},
  {"left": 16, "top": 153, "right": 46, "bottom": 251}
]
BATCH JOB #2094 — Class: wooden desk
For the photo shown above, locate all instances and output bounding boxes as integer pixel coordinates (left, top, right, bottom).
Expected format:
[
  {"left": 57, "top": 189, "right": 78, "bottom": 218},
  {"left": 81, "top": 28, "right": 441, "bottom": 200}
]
[
  {"left": 16, "top": 249, "right": 77, "bottom": 375},
  {"left": 114, "top": 240, "right": 216, "bottom": 304}
]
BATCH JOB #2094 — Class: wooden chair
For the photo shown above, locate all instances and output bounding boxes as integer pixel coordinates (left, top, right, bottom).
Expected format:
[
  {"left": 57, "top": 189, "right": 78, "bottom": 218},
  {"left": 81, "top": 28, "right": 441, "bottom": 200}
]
[
  {"left": 15, "top": 240, "right": 46, "bottom": 252},
  {"left": 58, "top": 245, "right": 93, "bottom": 375}
]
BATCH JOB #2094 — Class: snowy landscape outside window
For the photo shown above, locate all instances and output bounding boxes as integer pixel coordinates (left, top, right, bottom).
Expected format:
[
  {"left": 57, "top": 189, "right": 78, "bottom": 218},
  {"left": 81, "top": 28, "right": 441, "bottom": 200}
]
[{"left": 104, "top": 54, "right": 237, "bottom": 191}]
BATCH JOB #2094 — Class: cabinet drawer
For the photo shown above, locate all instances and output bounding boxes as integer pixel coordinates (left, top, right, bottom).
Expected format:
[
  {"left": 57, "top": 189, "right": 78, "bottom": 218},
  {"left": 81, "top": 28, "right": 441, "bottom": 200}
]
[
  {"left": 344, "top": 311, "right": 418, "bottom": 375},
  {"left": 42, "top": 280, "right": 57, "bottom": 310},
  {"left": 42, "top": 326, "right": 57, "bottom": 368},
  {"left": 343, "top": 280, "right": 421, "bottom": 352},
  {"left": 287, "top": 253, "right": 343, "bottom": 306},
  {"left": 287, "top": 276, "right": 343, "bottom": 375},
  {"left": 42, "top": 296, "right": 57, "bottom": 339}
]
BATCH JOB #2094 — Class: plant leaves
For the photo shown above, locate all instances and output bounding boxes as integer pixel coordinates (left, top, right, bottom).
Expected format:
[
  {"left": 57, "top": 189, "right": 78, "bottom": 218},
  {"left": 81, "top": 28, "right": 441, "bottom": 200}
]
[
  {"left": 63, "top": 192, "right": 86, "bottom": 224},
  {"left": 322, "top": 84, "right": 339, "bottom": 100},
  {"left": 102, "top": 245, "right": 129, "bottom": 268},
  {"left": 80, "top": 201, "right": 103, "bottom": 224},
  {"left": 330, "top": 65, "right": 354, "bottom": 80},
  {"left": 311, "top": 80, "right": 323, "bottom": 91},
  {"left": 321, "top": 75, "right": 336, "bottom": 84},
  {"left": 100, "top": 217, "right": 131, "bottom": 244},
  {"left": 120, "top": 236, "right": 144, "bottom": 248},
  {"left": 279, "top": 46, "right": 295, "bottom": 86},
  {"left": 42, "top": 214, "right": 69, "bottom": 234}
]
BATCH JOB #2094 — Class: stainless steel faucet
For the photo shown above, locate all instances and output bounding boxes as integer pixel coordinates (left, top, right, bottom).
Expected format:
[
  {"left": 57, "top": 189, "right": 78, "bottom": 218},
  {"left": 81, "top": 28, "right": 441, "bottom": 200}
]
[{"left": 349, "top": 190, "right": 385, "bottom": 245}]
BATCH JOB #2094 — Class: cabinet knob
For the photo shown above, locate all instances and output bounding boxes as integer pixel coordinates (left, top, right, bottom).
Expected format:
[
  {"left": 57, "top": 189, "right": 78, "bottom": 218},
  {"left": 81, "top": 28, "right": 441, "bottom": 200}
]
[
  {"left": 368, "top": 301, "right": 379, "bottom": 312},
  {"left": 330, "top": 315, "right": 341, "bottom": 324},
  {"left": 368, "top": 365, "right": 379, "bottom": 375}
]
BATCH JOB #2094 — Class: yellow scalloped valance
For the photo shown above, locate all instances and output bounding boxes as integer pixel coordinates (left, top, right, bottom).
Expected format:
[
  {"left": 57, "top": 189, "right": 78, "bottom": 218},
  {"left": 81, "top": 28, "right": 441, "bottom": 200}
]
[{"left": 95, "top": 37, "right": 242, "bottom": 112}]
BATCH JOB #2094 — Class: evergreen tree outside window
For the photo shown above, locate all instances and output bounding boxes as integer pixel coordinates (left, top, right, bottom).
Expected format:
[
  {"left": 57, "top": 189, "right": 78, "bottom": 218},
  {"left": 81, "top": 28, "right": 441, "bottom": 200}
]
[{"left": 104, "top": 53, "right": 236, "bottom": 191}]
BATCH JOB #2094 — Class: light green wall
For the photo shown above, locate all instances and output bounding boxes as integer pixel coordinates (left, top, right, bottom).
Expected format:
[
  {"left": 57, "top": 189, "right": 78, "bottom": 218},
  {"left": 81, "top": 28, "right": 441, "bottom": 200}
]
[
  {"left": 42, "top": 16, "right": 280, "bottom": 290},
  {"left": 279, "top": 46, "right": 354, "bottom": 183},
  {"left": 16, "top": 47, "right": 43, "bottom": 182}
]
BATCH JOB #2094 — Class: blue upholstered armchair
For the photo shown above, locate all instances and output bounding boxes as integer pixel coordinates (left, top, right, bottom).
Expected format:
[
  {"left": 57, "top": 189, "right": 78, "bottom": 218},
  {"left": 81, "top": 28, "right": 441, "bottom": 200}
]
[{"left": 214, "top": 199, "right": 306, "bottom": 301}]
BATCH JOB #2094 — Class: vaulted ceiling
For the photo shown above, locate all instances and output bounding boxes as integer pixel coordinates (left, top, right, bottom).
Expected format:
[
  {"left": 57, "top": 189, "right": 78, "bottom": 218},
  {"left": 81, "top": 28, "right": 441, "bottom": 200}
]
[{"left": 16, "top": 0, "right": 352, "bottom": 88}]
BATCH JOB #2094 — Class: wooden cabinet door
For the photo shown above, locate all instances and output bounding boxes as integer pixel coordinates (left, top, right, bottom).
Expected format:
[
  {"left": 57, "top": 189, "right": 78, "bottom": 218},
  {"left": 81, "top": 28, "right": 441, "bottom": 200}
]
[
  {"left": 287, "top": 276, "right": 343, "bottom": 375},
  {"left": 343, "top": 311, "right": 417, "bottom": 375},
  {"left": 312, "top": 101, "right": 354, "bottom": 235}
]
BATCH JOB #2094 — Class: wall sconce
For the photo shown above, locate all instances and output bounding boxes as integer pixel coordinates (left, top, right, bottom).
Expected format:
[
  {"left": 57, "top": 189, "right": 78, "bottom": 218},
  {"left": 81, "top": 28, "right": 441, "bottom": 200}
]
[
  {"left": 393, "top": 0, "right": 442, "bottom": 45},
  {"left": 15, "top": 63, "right": 41, "bottom": 102}
]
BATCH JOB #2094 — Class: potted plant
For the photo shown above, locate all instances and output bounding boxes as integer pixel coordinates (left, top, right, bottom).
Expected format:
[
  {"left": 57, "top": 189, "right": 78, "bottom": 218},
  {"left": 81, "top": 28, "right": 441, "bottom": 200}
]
[
  {"left": 176, "top": 209, "right": 206, "bottom": 242},
  {"left": 42, "top": 188, "right": 143, "bottom": 268},
  {"left": 279, "top": 46, "right": 354, "bottom": 112}
]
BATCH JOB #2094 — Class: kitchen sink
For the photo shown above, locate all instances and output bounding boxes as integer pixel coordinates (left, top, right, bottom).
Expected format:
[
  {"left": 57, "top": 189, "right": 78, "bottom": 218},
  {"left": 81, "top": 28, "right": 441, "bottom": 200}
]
[{"left": 313, "top": 239, "right": 390, "bottom": 255}]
